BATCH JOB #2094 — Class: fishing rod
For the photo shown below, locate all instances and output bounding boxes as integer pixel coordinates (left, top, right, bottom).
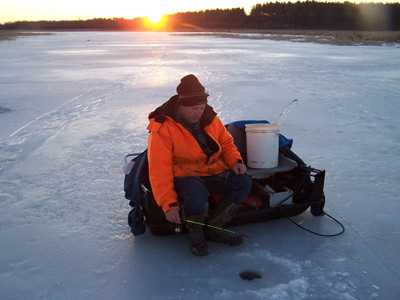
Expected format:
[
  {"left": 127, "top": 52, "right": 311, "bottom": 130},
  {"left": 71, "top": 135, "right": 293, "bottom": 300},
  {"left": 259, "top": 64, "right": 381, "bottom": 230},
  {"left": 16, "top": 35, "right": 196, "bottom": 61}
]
[
  {"left": 184, "top": 219, "right": 249, "bottom": 238},
  {"left": 273, "top": 99, "right": 298, "bottom": 126}
]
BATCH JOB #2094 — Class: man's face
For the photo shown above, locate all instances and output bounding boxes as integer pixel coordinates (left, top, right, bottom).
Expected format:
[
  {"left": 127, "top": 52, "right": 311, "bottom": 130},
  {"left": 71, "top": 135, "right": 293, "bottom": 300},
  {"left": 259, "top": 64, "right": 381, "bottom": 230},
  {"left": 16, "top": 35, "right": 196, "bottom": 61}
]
[{"left": 178, "top": 104, "right": 206, "bottom": 124}]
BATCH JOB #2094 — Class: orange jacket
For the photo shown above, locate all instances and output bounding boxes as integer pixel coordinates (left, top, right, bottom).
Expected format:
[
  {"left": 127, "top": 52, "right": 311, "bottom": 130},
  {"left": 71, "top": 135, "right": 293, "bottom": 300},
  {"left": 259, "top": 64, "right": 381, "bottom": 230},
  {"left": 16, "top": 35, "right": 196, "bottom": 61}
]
[{"left": 147, "top": 96, "right": 243, "bottom": 214}]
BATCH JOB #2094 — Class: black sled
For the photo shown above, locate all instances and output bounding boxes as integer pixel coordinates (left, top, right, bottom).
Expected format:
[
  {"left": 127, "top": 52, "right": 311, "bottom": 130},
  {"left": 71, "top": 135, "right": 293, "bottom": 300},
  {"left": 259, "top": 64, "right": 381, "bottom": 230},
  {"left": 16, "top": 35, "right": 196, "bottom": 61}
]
[{"left": 123, "top": 120, "right": 326, "bottom": 237}]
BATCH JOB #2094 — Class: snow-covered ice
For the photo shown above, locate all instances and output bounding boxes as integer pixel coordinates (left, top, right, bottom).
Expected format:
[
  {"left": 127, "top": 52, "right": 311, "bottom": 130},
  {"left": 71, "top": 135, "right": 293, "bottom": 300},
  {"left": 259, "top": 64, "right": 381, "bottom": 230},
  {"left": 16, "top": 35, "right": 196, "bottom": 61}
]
[{"left": 0, "top": 32, "right": 399, "bottom": 299}]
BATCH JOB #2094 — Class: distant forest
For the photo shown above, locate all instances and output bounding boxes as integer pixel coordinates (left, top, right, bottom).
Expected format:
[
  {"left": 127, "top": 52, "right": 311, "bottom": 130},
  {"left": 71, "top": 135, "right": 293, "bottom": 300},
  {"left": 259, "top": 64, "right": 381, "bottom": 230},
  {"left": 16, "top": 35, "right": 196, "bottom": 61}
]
[{"left": 2, "top": 1, "right": 400, "bottom": 31}]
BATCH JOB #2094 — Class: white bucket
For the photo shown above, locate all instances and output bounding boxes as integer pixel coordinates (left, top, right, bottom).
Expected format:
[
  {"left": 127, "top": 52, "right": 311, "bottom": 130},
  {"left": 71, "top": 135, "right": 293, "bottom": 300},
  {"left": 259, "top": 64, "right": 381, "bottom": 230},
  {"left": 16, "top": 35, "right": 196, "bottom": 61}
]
[{"left": 245, "top": 123, "right": 280, "bottom": 169}]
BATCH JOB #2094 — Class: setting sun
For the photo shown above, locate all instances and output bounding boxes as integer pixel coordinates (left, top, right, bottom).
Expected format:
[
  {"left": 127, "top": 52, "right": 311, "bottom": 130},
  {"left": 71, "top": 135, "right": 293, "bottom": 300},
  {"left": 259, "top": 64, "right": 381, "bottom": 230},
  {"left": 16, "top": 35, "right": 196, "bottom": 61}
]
[{"left": 147, "top": 12, "right": 164, "bottom": 25}]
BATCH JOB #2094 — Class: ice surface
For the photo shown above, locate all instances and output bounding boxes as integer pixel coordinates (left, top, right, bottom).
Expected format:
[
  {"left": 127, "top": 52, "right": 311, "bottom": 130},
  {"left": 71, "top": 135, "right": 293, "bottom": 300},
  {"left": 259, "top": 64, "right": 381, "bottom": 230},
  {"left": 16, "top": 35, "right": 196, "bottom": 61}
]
[{"left": 0, "top": 32, "right": 399, "bottom": 299}]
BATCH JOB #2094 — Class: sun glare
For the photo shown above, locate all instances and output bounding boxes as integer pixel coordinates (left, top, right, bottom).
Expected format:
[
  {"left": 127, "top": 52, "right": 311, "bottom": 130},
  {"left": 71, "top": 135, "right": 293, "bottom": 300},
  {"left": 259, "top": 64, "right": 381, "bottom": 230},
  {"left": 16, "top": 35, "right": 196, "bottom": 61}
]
[{"left": 147, "top": 12, "right": 164, "bottom": 25}]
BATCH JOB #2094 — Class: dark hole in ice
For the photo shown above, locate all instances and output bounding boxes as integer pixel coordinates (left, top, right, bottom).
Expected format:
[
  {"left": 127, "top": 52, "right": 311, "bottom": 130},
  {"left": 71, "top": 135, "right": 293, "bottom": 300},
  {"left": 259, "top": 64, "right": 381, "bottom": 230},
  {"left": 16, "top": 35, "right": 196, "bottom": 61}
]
[
  {"left": 239, "top": 270, "right": 262, "bottom": 281},
  {"left": 0, "top": 106, "right": 11, "bottom": 113}
]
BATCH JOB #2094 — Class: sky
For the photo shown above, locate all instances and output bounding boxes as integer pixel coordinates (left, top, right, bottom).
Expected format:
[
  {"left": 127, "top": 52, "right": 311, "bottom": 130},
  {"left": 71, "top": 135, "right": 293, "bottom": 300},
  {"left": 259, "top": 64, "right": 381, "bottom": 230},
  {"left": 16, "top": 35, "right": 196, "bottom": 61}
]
[{"left": 0, "top": 0, "right": 397, "bottom": 24}]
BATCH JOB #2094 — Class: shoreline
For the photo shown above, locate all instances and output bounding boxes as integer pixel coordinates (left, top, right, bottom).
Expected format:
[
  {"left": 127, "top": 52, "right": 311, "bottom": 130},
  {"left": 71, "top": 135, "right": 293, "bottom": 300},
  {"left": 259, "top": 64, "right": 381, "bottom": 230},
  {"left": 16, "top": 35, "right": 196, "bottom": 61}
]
[
  {"left": 173, "top": 30, "right": 400, "bottom": 46},
  {"left": 0, "top": 31, "right": 50, "bottom": 41},
  {"left": 1, "top": 30, "right": 399, "bottom": 46}
]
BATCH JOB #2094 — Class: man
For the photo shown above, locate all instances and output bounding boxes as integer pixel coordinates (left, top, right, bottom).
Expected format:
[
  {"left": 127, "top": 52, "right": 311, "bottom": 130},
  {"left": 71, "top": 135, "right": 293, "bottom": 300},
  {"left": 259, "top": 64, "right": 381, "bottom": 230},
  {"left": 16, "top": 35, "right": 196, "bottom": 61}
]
[{"left": 147, "top": 74, "right": 252, "bottom": 256}]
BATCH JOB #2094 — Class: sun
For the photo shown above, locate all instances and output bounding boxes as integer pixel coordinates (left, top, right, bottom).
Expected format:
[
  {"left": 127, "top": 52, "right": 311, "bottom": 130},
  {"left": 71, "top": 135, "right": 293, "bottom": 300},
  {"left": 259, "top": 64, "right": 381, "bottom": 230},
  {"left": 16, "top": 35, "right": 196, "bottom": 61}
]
[
  {"left": 139, "top": 4, "right": 172, "bottom": 29},
  {"left": 147, "top": 12, "right": 164, "bottom": 25}
]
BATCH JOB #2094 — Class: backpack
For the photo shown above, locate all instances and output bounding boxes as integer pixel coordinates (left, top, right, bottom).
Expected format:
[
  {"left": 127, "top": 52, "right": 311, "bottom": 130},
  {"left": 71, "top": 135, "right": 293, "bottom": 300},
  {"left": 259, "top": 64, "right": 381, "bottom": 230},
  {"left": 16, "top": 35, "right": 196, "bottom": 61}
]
[{"left": 123, "top": 150, "right": 149, "bottom": 236}]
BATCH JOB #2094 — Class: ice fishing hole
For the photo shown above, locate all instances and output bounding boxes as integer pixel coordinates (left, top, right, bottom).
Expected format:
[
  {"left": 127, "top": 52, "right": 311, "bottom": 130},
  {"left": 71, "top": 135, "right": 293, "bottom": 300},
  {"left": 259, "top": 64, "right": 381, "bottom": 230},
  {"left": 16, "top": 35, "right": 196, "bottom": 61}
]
[
  {"left": 239, "top": 270, "right": 262, "bottom": 281},
  {"left": 0, "top": 106, "right": 11, "bottom": 113}
]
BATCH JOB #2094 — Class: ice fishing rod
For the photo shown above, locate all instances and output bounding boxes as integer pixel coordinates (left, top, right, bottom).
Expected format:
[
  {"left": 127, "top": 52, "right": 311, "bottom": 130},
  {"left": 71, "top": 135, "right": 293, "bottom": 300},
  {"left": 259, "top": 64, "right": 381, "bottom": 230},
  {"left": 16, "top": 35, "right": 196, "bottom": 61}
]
[
  {"left": 273, "top": 99, "right": 298, "bottom": 126},
  {"left": 184, "top": 219, "right": 249, "bottom": 238}
]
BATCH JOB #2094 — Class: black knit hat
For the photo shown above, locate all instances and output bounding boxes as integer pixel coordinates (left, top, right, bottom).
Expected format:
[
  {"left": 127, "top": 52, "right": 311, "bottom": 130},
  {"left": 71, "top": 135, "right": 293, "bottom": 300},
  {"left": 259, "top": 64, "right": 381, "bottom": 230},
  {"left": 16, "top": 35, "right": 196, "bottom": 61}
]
[{"left": 176, "top": 74, "right": 209, "bottom": 106}]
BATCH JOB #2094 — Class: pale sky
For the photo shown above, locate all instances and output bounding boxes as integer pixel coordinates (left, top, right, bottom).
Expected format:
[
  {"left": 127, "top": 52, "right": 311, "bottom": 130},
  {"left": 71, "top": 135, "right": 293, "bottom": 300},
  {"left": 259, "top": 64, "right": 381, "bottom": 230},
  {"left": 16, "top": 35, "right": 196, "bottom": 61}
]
[{"left": 0, "top": 0, "right": 397, "bottom": 24}]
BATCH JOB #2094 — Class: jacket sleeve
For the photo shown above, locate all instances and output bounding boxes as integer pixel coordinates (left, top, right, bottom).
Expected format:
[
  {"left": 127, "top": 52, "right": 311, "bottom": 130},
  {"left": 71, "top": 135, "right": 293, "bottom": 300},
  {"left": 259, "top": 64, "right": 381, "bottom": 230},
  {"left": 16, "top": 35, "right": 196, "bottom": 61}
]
[
  {"left": 213, "top": 117, "right": 244, "bottom": 168},
  {"left": 147, "top": 129, "right": 180, "bottom": 214}
]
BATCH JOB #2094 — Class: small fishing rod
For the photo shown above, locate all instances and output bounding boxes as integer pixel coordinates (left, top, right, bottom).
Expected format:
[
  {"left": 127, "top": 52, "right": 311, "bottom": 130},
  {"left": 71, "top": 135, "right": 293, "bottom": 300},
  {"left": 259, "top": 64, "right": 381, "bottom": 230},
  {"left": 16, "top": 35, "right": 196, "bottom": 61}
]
[
  {"left": 184, "top": 219, "right": 249, "bottom": 238},
  {"left": 273, "top": 99, "right": 298, "bottom": 126}
]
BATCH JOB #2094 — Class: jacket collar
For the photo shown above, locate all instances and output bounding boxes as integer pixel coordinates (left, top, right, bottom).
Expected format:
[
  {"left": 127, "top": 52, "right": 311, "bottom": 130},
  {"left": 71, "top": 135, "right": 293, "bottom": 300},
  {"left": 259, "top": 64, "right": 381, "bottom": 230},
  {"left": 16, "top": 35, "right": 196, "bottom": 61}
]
[{"left": 148, "top": 95, "right": 217, "bottom": 127}]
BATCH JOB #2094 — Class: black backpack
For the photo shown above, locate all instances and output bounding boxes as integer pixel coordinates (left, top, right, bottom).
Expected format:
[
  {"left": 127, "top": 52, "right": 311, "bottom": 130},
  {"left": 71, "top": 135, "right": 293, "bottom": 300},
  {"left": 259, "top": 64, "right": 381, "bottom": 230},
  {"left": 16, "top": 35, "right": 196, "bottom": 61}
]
[{"left": 123, "top": 150, "right": 149, "bottom": 236}]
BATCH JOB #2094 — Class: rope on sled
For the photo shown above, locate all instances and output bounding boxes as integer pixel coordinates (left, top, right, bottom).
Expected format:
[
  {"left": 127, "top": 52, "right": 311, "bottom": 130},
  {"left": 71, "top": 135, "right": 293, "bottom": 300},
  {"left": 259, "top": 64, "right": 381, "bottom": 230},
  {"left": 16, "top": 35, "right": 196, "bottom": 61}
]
[
  {"left": 274, "top": 173, "right": 346, "bottom": 237},
  {"left": 283, "top": 208, "right": 346, "bottom": 237}
]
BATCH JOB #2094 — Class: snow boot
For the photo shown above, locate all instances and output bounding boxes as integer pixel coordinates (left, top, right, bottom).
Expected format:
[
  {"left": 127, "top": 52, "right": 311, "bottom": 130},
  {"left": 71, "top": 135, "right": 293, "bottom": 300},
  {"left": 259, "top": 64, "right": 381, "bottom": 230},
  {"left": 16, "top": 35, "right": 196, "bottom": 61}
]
[
  {"left": 205, "top": 196, "right": 244, "bottom": 246},
  {"left": 185, "top": 210, "right": 209, "bottom": 256}
]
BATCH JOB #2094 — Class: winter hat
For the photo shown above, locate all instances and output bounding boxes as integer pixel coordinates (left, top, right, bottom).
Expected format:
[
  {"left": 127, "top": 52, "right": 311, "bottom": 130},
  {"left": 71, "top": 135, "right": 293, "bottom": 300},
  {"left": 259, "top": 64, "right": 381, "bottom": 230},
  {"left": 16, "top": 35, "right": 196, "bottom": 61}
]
[{"left": 176, "top": 74, "right": 209, "bottom": 106}]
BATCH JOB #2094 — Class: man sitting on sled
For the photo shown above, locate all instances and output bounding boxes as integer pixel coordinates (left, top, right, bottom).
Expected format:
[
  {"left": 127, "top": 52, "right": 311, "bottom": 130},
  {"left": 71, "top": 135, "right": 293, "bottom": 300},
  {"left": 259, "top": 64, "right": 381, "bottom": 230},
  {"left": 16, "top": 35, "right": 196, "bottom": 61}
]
[{"left": 147, "top": 74, "right": 252, "bottom": 256}]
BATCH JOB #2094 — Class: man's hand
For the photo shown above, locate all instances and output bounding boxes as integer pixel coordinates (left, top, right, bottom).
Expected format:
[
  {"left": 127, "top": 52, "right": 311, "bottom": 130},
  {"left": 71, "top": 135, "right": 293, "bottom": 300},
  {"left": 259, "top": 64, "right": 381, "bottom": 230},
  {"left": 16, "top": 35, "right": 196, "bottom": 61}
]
[
  {"left": 165, "top": 208, "right": 181, "bottom": 224},
  {"left": 232, "top": 163, "right": 247, "bottom": 175}
]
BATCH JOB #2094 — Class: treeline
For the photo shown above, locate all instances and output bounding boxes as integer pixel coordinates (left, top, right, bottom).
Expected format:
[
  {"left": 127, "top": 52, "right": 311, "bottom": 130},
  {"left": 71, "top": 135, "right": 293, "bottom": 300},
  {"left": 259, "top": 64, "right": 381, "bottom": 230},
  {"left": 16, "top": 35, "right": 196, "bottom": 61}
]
[
  {"left": 250, "top": 1, "right": 400, "bottom": 30},
  {"left": 2, "top": 1, "right": 400, "bottom": 31},
  {"left": 0, "top": 18, "right": 149, "bottom": 31}
]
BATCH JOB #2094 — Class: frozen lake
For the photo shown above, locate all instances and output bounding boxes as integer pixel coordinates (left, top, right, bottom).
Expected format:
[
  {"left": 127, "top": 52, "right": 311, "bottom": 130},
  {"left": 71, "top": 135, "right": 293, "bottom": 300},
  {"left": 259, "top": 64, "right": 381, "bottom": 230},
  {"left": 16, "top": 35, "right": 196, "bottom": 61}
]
[{"left": 0, "top": 32, "right": 399, "bottom": 299}]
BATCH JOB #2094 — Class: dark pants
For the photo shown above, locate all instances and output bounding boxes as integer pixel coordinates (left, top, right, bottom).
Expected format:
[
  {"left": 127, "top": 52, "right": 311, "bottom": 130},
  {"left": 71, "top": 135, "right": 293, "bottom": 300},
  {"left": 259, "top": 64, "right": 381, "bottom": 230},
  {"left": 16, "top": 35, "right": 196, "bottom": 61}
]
[{"left": 174, "top": 171, "right": 252, "bottom": 215}]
